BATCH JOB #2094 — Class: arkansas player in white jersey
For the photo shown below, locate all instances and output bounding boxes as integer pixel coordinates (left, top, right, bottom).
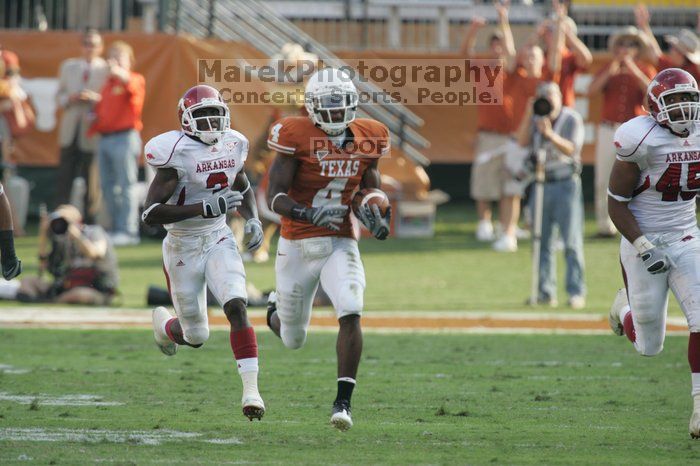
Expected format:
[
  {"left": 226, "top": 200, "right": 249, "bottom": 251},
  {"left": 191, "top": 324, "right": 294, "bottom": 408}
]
[
  {"left": 607, "top": 68, "right": 700, "bottom": 438},
  {"left": 265, "top": 68, "right": 391, "bottom": 431},
  {"left": 142, "top": 85, "right": 266, "bottom": 421}
]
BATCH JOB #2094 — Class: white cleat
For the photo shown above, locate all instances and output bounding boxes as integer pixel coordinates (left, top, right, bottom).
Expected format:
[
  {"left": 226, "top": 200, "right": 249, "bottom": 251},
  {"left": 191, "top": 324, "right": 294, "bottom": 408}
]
[
  {"left": 330, "top": 400, "right": 353, "bottom": 431},
  {"left": 242, "top": 393, "right": 265, "bottom": 421},
  {"left": 152, "top": 307, "right": 178, "bottom": 356},
  {"left": 608, "top": 288, "right": 628, "bottom": 336},
  {"left": 691, "top": 396, "right": 700, "bottom": 439}
]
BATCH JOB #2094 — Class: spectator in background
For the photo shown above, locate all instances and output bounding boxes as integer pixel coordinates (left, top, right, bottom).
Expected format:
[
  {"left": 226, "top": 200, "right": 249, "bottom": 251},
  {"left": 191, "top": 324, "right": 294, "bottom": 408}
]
[
  {"left": 493, "top": 0, "right": 546, "bottom": 252},
  {"left": 636, "top": 4, "right": 699, "bottom": 82},
  {"left": 6, "top": 204, "right": 118, "bottom": 304},
  {"left": 55, "top": 29, "right": 108, "bottom": 222},
  {"left": 541, "top": 3, "right": 592, "bottom": 107},
  {"left": 517, "top": 82, "right": 585, "bottom": 308},
  {"left": 89, "top": 41, "right": 145, "bottom": 246},
  {"left": 588, "top": 26, "right": 655, "bottom": 238},
  {"left": 461, "top": 15, "right": 512, "bottom": 242}
]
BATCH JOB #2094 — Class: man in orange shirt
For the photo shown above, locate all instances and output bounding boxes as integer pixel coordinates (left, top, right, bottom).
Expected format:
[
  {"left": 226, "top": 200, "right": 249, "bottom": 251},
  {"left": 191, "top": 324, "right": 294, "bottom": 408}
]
[
  {"left": 492, "top": 0, "right": 547, "bottom": 252},
  {"left": 542, "top": 9, "right": 592, "bottom": 108},
  {"left": 588, "top": 27, "right": 656, "bottom": 237},
  {"left": 636, "top": 5, "right": 699, "bottom": 82},
  {"left": 90, "top": 41, "right": 145, "bottom": 246},
  {"left": 460, "top": 15, "right": 512, "bottom": 242}
]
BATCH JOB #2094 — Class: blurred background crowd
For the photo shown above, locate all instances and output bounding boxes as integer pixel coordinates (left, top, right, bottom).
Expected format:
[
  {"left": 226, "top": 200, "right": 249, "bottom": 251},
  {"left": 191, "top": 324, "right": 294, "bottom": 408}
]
[{"left": 0, "top": 0, "right": 697, "bottom": 308}]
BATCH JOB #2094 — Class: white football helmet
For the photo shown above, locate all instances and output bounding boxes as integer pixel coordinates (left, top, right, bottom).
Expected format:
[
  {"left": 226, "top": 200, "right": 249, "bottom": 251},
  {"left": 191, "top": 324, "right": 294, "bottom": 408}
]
[{"left": 304, "top": 68, "right": 359, "bottom": 136}]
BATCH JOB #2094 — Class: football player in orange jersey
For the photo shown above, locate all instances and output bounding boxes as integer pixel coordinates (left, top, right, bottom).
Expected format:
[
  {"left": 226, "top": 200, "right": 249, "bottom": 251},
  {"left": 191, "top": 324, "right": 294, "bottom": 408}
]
[{"left": 265, "top": 68, "right": 391, "bottom": 430}]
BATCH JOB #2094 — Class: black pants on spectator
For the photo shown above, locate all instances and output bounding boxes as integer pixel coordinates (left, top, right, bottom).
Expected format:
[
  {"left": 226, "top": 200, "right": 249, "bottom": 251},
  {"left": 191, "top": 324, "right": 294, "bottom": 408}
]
[{"left": 55, "top": 138, "right": 94, "bottom": 223}]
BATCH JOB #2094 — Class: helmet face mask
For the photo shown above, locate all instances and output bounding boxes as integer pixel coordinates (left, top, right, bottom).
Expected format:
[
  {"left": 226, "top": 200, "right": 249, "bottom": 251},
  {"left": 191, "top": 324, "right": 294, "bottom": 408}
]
[
  {"left": 655, "top": 89, "right": 700, "bottom": 133},
  {"left": 647, "top": 68, "right": 700, "bottom": 134},
  {"left": 305, "top": 68, "right": 359, "bottom": 136},
  {"left": 178, "top": 86, "right": 230, "bottom": 145}
]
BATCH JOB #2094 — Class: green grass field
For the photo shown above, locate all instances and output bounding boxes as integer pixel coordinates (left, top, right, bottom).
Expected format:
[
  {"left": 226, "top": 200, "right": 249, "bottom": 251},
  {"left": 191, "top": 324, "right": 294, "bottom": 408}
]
[
  {"left": 2, "top": 203, "right": 697, "bottom": 464},
  {"left": 6, "top": 202, "right": 680, "bottom": 314},
  {"left": 1, "top": 330, "right": 699, "bottom": 465}
]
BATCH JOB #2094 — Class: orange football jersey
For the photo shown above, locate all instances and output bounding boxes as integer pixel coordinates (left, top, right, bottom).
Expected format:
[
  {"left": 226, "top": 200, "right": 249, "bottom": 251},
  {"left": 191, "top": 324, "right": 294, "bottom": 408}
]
[{"left": 267, "top": 116, "right": 390, "bottom": 240}]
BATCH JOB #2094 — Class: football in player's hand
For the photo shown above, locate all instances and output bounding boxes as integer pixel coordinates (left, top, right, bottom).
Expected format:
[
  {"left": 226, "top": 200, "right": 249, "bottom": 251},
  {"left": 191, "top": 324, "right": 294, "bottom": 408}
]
[{"left": 351, "top": 188, "right": 390, "bottom": 218}]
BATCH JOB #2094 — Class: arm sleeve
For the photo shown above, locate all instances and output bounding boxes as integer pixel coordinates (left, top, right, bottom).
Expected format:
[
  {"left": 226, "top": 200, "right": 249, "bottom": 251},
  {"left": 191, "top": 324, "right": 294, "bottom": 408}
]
[{"left": 266, "top": 119, "right": 297, "bottom": 155}]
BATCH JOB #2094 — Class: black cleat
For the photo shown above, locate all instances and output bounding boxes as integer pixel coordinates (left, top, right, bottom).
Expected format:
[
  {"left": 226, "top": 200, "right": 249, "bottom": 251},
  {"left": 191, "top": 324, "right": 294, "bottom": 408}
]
[{"left": 330, "top": 399, "right": 353, "bottom": 431}]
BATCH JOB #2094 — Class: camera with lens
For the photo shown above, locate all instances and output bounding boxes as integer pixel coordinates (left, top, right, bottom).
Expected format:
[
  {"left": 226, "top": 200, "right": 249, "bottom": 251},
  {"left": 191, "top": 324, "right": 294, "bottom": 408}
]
[
  {"left": 533, "top": 97, "right": 552, "bottom": 117},
  {"left": 48, "top": 213, "right": 69, "bottom": 235}
]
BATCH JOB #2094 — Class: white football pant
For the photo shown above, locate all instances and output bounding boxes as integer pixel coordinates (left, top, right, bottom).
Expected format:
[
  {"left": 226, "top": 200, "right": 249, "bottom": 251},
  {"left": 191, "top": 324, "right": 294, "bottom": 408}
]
[
  {"left": 162, "top": 227, "right": 248, "bottom": 346},
  {"left": 275, "top": 236, "right": 365, "bottom": 349},
  {"left": 620, "top": 226, "right": 700, "bottom": 356}
]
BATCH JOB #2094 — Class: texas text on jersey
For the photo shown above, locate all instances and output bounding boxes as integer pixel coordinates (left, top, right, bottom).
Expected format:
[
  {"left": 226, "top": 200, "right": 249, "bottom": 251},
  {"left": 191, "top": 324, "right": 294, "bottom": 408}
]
[
  {"left": 266, "top": 116, "right": 390, "bottom": 240},
  {"left": 614, "top": 116, "right": 700, "bottom": 233},
  {"left": 145, "top": 129, "right": 249, "bottom": 235}
]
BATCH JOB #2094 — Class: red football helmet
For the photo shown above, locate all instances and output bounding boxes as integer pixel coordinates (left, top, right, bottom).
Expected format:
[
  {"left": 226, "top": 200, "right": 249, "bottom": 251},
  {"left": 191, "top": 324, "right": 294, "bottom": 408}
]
[
  {"left": 178, "top": 85, "right": 230, "bottom": 144},
  {"left": 646, "top": 68, "right": 700, "bottom": 133}
]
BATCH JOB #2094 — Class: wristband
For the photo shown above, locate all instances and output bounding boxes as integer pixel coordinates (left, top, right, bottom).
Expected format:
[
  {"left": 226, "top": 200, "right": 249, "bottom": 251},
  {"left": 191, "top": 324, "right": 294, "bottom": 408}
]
[
  {"left": 141, "top": 203, "right": 161, "bottom": 223},
  {"left": 270, "top": 193, "right": 287, "bottom": 214},
  {"left": 607, "top": 189, "right": 632, "bottom": 203},
  {"left": 633, "top": 235, "right": 655, "bottom": 255}
]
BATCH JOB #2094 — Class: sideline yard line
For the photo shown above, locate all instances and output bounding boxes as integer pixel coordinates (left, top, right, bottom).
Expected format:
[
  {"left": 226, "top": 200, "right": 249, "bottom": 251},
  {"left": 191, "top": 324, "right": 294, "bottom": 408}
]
[{"left": 0, "top": 307, "right": 689, "bottom": 335}]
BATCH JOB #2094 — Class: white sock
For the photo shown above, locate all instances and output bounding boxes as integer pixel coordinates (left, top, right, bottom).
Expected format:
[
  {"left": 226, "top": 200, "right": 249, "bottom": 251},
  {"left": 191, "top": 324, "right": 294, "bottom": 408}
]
[
  {"left": 692, "top": 373, "right": 700, "bottom": 399},
  {"left": 237, "top": 357, "right": 258, "bottom": 375},
  {"left": 240, "top": 370, "right": 259, "bottom": 398},
  {"left": 619, "top": 304, "right": 631, "bottom": 323}
]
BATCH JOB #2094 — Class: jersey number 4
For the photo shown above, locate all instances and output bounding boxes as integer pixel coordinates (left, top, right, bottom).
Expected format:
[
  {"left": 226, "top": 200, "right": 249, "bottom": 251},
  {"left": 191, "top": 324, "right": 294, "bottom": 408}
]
[
  {"left": 656, "top": 163, "right": 700, "bottom": 202},
  {"left": 312, "top": 178, "right": 348, "bottom": 208}
]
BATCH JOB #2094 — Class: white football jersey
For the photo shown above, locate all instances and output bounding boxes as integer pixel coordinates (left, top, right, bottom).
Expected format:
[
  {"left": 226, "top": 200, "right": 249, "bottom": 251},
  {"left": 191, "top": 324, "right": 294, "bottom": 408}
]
[
  {"left": 614, "top": 115, "right": 700, "bottom": 233},
  {"left": 145, "top": 129, "right": 248, "bottom": 235}
]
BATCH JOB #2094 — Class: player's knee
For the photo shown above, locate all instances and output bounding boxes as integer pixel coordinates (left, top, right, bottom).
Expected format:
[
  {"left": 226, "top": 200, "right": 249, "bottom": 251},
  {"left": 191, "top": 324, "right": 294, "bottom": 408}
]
[
  {"left": 184, "top": 326, "right": 210, "bottom": 346},
  {"left": 335, "top": 282, "right": 364, "bottom": 317},
  {"left": 223, "top": 297, "right": 247, "bottom": 325},
  {"left": 281, "top": 326, "right": 307, "bottom": 350}
]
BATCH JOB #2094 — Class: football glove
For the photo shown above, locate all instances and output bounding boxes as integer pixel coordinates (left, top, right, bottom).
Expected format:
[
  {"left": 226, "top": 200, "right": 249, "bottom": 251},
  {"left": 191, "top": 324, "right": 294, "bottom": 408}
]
[
  {"left": 640, "top": 246, "right": 670, "bottom": 275},
  {"left": 244, "top": 218, "right": 264, "bottom": 252},
  {"left": 358, "top": 204, "right": 391, "bottom": 240},
  {"left": 202, "top": 190, "right": 244, "bottom": 218},
  {"left": 302, "top": 205, "right": 349, "bottom": 231}
]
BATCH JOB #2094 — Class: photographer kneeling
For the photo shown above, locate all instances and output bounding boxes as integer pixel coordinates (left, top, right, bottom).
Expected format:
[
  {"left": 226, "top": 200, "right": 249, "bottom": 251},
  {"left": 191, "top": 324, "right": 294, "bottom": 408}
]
[
  {"left": 517, "top": 82, "right": 586, "bottom": 308},
  {"left": 14, "top": 205, "right": 118, "bottom": 304}
]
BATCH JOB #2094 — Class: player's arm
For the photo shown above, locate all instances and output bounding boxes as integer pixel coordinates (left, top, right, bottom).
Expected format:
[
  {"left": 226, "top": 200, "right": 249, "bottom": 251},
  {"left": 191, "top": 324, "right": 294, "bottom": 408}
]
[
  {"left": 608, "top": 160, "right": 669, "bottom": 274},
  {"left": 0, "top": 183, "right": 21, "bottom": 279},
  {"left": 141, "top": 168, "right": 242, "bottom": 225},
  {"left": 231, "top": 172, "right": 263, "bottom": 251},
  {"left": 267, "top": 153, "right": 347, "bottom": 231},
  {"left": 358, "top": 160, "right": 391, "bottom": 240}
]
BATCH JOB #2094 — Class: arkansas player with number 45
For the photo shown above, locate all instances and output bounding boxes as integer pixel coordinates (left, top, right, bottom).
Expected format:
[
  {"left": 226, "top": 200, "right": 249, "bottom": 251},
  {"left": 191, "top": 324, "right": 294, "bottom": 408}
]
[
  {"left": 265, "top": 68, "right": 391, "bottom": 431},
  {"left": 141, "top": 85, "right": 265, "bottom": 421},
  {"left": 607, "top": 68, "right": 700, "bottom": 437}
]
